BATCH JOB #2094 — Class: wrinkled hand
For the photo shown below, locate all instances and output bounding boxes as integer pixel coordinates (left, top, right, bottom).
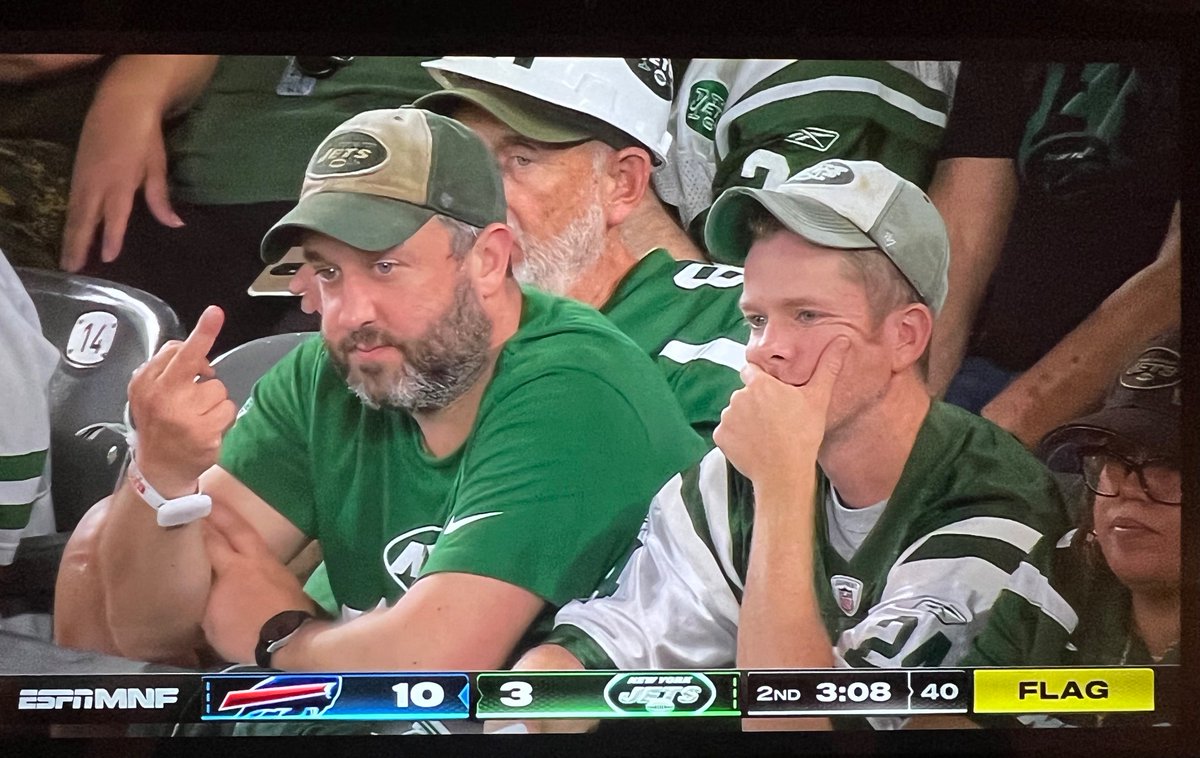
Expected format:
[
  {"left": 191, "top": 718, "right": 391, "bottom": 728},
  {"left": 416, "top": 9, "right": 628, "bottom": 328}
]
[
  {"left": 714, "top": 337, "right": 850, "bottom": 489},
  {"left": 201, "top": 504, "right": 317, "bottom": 665},
  {"left": 288, "top": 263, "right": 322, "bottom": 315},
  {"left": 128, "top": 306, "right": 237, "bottom": 497},
  {"left": 60, "top": 89, "right": 184, "bottom": 271}
]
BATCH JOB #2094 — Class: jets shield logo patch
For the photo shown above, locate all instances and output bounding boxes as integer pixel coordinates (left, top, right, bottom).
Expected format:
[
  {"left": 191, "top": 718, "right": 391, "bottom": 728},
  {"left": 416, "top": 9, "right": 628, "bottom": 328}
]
[{"left": 831, "top": 575, "right": 864, "bottom": 616}]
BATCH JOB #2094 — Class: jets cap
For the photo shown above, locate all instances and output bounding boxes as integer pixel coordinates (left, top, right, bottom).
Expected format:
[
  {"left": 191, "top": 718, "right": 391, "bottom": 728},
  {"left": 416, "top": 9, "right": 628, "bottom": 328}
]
[
  {"left": 261, "top": 107, "right": 507, "bottom": 263},
  {"left": 704, "top": 159, "right": 949, "bottom": 313},
  {"left": 1040, "top": 331, "right": 1182, "bottom": 463}
]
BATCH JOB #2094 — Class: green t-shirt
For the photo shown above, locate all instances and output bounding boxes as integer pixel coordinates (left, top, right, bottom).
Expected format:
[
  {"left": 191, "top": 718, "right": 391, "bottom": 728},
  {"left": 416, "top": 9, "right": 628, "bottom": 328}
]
[
  {"left": 167, "top": 55, "right": 438, "bottom": 205},
  {"left": 602, "top": 249, "right": 748, "bottom": 441},
  {"left": 549, "top": 402, "right": 1068, "bottom": 676},
  {"left": 219, "top": 286, "right": 706, "bottom": 647}
]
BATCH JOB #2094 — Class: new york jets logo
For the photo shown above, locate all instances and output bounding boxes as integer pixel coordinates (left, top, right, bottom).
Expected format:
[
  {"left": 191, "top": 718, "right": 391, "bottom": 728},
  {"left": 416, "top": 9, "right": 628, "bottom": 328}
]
[
  {"left": 625, "top": 58, "right": 673, "bottom": 100},
  {"left": 790, "top": 160, "right": 855, "bottom": 185},
  {"left": 685, "top": 80, "right": 728, "bottom": 140},
  {"left": 602, "top": 672, "right": 716, "bottom": 715},
  {"left": 309, "top": 131, "right": 388, "bottom": 177},
  {"left": 1120, "top": 347, "right": 1180, "bottom": 390},
  {"left": 383, "top": 525, "right": 442, "bottom": 591}
]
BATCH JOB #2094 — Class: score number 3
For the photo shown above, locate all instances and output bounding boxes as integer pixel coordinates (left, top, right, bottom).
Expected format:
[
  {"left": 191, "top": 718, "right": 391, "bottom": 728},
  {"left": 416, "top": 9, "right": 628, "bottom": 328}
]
[{"left": 498, "top": 680, "right": 533, "bottom": 707}]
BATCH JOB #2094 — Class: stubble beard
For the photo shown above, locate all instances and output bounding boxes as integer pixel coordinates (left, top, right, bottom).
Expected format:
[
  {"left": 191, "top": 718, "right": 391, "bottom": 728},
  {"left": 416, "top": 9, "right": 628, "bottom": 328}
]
[{"left": 326, "top": 274, "right": 493, "bottom": 413}]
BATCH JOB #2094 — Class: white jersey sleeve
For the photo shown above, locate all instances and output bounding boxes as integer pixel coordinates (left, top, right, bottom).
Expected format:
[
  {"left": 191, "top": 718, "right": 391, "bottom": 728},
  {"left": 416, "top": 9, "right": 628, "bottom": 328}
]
[{"left": 549, "top": 447, "right": 741, "bottom": 669}]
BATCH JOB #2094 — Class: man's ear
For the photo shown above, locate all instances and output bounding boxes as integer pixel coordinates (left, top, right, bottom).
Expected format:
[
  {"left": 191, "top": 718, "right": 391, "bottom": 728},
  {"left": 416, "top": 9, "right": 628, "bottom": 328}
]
[
  {"left": 890, "top": 303, "right": 935, "bottom": 372},
  {"left": 468, "top": 222, "right": 515, "bottom": 296},
  {"left": 602, "top": 145, "right": 653, "bottom": 228}
]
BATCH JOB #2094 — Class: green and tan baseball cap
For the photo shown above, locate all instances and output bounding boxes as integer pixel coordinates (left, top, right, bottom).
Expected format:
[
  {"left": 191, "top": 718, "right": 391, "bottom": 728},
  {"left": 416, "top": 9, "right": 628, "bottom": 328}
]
[
  {"left": 704, "top": 159, "right": 950, "bottom": 313},
  {"left": 260, "top": 107, "right": 507, "bottom": 263}
]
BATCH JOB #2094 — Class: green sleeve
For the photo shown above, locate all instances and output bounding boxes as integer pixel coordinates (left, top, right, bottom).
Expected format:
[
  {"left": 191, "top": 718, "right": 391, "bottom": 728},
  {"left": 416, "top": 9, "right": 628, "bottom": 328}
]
[
  {"left": 420, "top": 368, "right": 705, "bottom": 607},
  {"left": 217, "top": 338, "right": 320, "bottom": 536},
  {"left": 543, "top": 624, "right": 618, "bottom": 670}
]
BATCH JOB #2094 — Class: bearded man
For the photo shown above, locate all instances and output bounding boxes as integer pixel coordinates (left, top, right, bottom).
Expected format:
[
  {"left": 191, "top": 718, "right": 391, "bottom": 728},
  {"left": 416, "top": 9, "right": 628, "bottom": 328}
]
[{"left": 52, "top": 107, "right": 704, "bottom": 671}]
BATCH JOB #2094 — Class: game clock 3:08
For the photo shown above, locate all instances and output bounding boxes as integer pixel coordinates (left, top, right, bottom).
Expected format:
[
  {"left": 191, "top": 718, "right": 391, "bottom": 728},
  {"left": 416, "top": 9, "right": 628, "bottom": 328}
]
[{"left": 746, "top": 670, "right": 970, "bottom": 716}]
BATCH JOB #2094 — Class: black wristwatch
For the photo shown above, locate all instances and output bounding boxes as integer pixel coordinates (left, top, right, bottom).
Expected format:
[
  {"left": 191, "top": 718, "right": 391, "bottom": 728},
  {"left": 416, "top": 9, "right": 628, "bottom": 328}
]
[{"left": 255, "top": 610, "right": 315, "bottom": 669}]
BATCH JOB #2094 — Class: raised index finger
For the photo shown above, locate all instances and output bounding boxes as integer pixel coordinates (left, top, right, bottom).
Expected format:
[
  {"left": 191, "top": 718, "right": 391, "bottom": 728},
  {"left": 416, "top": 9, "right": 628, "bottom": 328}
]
[{"left": 164, "top": 305, "right": 225, "bottom": 379}]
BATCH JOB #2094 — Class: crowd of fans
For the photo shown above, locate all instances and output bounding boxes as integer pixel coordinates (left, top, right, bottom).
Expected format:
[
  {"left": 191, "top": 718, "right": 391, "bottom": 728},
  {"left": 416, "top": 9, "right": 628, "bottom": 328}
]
[{"left": 0, "top": 55, "right": 1181, "bottom": 733}]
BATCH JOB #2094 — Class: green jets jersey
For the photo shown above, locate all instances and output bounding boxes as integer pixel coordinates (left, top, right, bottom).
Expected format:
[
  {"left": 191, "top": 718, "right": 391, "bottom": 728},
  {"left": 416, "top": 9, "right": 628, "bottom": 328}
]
[
  {"left": 549, "top": 402, "right": 1067, "bottom": 678},
  {"left": 657, "top": 59, "right": 958, "bottom": 260},
  {"left": 602, "top": 249, "right": 748, "bottom": 441},
  {"left": 962, "top": 528, "right": 1177, "bottom": 727},
  {"left": 219, "top": 286, "right": 706, "bottom": 652}
]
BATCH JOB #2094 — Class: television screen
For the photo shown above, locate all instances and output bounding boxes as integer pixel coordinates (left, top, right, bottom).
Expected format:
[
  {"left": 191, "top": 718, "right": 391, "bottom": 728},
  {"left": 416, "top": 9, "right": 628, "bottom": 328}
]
[{"left": 0, "top": 3, "right": 1193, "bottom": 756}]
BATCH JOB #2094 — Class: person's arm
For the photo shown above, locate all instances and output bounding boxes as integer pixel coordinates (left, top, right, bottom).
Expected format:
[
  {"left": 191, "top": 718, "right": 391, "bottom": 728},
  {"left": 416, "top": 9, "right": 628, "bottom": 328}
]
[
  {"left": 60, "top": 54, "right": 219, "bottom": 271},
  {"left": 926, "top": 157, "right": 1018, "bottom": 397},
  {"left": 0, "top": 54, "right": 103, "bottom": 82},
  {"left": 714, "top": 339, "right": 849, "bottom": 731},
  {"left": 54, "top": 307, "right": 307, "bottom": 662},
  {"left": 982, "top": 200, "right": 1181, "bottom": 446}
]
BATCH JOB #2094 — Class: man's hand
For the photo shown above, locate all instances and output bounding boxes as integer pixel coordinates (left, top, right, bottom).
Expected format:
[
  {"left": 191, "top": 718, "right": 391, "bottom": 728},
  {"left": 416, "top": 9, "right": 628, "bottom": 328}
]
[
  {"left": 128, "top": 306, "right": 237, "bottom": 498},
  {"left": 60, "top": 84, "right": 183, "bottom": 271},
  {"left": 201, "top": 503, "right": 318, "bottom": 664},
  {"left": 714, "top": 337, "right": 850, "bottom": 492}
]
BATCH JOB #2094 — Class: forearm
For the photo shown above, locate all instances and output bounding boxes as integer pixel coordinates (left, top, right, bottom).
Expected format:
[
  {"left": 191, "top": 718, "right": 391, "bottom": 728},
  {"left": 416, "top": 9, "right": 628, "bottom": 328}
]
[
  {"left": 984, "top": 233, "right": 1180, "bottom": 445},
  {"left": 90, "top": 54, "right": 218, "bottom": 120},
  {"left": 0, "top": 54, "right": 103, "bottom": 82},
  {"left": 737, "top": 477, "right": 831, "bottom": 732},
  {"left": 96, "top": 479, "right": 211, "bottom": 661},
  {"left": 926, "top": 158, "right": 1018, "bottom": 396}
]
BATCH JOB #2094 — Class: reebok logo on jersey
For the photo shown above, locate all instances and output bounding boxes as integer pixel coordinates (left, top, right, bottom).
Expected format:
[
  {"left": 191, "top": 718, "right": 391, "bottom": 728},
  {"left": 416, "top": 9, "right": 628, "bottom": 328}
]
[
  {"left": 308, "top": 131, "right": 388, "bottom": 177},
  {"left": 784, "top": 127, "right": 840, "bottom": 152},
  {"left": 790, "top": 160, "right": 854, "bottom": 185},
  {"left": 831, "top": 575, "right": 864, "bottom": 616},
  {"left": 685, "top": 80, "right": 729, "bottom": 140}
]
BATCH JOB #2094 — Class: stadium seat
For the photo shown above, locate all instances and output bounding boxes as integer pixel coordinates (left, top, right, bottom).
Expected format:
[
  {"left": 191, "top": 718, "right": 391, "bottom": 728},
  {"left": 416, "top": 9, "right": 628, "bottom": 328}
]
[
  {"left": 14, "top": 268, "right": 184, "bottom": 533},
  {"left": 212, "top": 331, "right": 315, "bottom": 408}
]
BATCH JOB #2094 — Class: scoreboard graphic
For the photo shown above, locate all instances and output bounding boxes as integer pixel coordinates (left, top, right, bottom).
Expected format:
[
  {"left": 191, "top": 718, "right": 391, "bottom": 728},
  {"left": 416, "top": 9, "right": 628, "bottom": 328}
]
[{"left": 0, "top": 666, "right": 1170, "bottom": 725}]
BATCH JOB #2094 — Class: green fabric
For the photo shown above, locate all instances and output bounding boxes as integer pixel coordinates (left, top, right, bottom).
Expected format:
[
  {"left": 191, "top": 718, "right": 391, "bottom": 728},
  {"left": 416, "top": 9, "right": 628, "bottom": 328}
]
[
  {"left": 552, "top": 402, "right": 1068, "bottom": 673},
  {"left": 167, "top": 56, "right": 439, "bottom": 205},
  {"left": 600, "top": 249, "right": 748, "bottom": 442},
  {"left": 0, "top": 449, "right": 48, "bottom": 481},
  {"left": 220, "top": 286, "right": 705, "bottom": 650},
  {"left": 0, "top": 501, "right": 34, "bottom": 530}
]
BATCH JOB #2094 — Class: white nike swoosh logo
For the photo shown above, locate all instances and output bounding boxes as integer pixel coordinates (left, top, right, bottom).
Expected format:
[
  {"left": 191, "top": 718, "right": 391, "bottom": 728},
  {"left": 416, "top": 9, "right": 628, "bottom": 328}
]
[{"left": 443, "top": 511, "right": 504, "bottom": 535}]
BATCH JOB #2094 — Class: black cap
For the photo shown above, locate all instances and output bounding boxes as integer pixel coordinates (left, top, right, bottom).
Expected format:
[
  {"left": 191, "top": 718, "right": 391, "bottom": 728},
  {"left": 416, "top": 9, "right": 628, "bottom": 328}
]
[{"left": 1039, "top": 331, "right": 1181, "bottom": 465}]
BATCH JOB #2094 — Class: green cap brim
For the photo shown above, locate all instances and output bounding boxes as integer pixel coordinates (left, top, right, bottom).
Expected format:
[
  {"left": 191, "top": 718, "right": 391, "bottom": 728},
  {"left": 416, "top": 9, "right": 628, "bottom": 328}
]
[
  {"left": 261, "top": 192, "right": 439, "bottom": 263},
  {"left": 415, "top": 87, "right": 594, "bottom": 145},
  {"left": 704, "top": 187, "right": 875, "bottom": 265}
]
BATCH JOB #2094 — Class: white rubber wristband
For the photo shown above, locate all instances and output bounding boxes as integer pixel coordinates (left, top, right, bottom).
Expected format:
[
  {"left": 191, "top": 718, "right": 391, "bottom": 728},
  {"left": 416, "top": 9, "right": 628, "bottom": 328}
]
[{"left": 127, "top": 454, "right": 212, "bottom": 528}]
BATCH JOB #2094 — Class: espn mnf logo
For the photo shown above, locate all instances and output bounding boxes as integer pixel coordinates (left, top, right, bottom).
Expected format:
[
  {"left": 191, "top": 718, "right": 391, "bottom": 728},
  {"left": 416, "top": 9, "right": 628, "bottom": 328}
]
[{"left": 18, "top": 687, "right": 179, "bottom": 710}]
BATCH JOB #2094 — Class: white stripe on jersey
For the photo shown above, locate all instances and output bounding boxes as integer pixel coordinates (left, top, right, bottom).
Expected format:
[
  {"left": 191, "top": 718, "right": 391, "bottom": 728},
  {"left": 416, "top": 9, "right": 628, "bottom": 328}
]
[
  {"left": 885, "top": 61, "right": 960, "bottom": 102},
  {"left": 894, "top": 516, "right": 1043, "bottom": 567},
  {"left": 658, "top": 338, "right": 747, "bottom": 372},
  {"left": 1004, "top": 561, "right": 1079, "bottom": 634},
  {"left": 1056, "top": 528, "right": 1078, "bottom": 548},
  {"left": 553, "top": 463, "right": 740, "bottom": 670},
  {"left": 0, "top": 475, "right": 43, "bottom": 505},
  {"left": 715, "top": 75, "right": 950, "bottom": 158},
  {"left": 696, "top": 447, "right": 744, "bottom": 591}
]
